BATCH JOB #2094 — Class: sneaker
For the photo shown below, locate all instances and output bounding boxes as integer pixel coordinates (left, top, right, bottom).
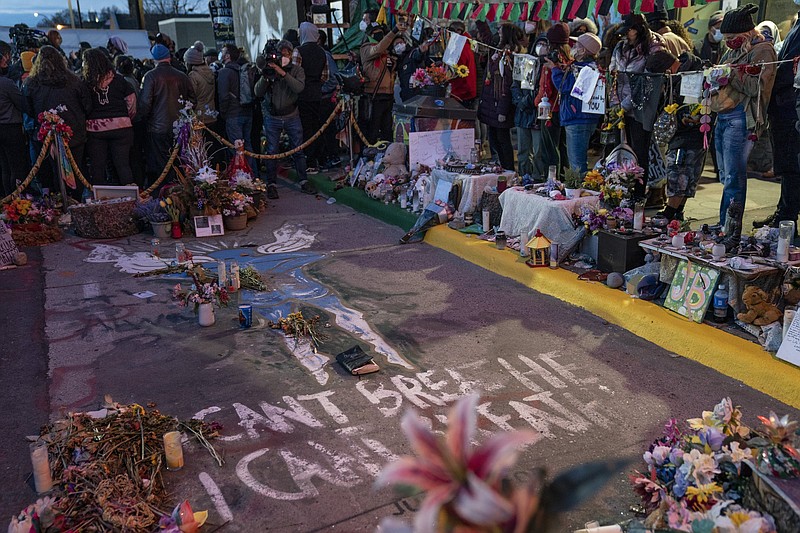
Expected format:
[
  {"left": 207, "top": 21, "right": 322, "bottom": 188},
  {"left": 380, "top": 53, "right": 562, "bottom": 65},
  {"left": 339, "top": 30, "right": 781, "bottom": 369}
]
[
  {"left": 267, "top": 184, "right": 279, "bottom": 199},
  {"left": 300, "top": 180, "right": 318, "bottom": 195}
]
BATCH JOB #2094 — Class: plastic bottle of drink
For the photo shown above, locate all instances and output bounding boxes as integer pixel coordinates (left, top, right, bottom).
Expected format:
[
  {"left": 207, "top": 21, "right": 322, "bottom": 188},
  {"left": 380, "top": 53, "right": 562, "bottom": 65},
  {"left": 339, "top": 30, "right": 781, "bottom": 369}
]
[{"left": 713, "top": 284, "right": 728, "bottom": 323}]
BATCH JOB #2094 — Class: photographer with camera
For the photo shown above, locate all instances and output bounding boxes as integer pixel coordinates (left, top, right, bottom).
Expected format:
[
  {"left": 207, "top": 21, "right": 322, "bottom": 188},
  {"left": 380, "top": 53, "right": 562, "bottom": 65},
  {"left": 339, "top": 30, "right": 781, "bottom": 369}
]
[
  {"left": 254, "top": 39, "right": 316, "bottom": 199},
  {"left": 359, "top": 20, "right": 407, "bottom": 145}
]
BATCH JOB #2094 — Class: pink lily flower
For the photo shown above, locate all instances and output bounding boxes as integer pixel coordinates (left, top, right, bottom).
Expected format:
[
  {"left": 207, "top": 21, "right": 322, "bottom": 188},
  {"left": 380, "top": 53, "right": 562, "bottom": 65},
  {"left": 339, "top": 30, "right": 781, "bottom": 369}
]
[{"left": 376, "top": 394, "right": 537, "bottom": 532}]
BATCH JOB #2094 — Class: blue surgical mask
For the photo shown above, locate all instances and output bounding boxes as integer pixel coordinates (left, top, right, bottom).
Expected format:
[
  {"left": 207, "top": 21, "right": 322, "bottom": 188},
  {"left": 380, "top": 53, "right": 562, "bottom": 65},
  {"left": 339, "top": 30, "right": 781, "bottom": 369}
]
[
  {"left": 712, "top": 29, "right": 723, "bottom": 43},
  {"left": 359, "top": 20, "right": 368, "bottom": 32}
]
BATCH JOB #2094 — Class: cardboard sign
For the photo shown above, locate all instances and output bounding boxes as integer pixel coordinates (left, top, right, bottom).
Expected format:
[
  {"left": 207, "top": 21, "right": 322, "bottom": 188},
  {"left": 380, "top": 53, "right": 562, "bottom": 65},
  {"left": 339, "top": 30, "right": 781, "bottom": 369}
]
[
  {"left": 443, "top": 33, "right": 467, "bottom": 66},
  {"left": 663, "top": 259, "right": 720, "bottom": 323},
  {"left": 571, "top": 66, "right": 600, "bottom": 103},
  {"left": 408, "top": 129, "right": 474, "bottom": 169},
  {"left": 208, "top": 0, "right": 236, "bottom": 49},
  {"left": 513, "top": 54, "right": 533, "bottom": 82},
  {"left": 680, "top": 72, "right": 704, "bottom": 99},
  {"left": 521, "top": 56, "right": 539, "bottom": 90},
  {"left": 581, "top": 77, "right": 606, "bottom": 115},
  {"left": 0, "top": 222, "right": 20, "bottom": 267}
]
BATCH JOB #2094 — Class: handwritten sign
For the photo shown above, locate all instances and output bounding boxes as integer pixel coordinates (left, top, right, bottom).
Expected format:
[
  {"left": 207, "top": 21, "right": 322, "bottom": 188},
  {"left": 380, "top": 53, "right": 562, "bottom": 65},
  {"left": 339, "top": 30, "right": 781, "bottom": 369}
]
[
  {"left": 680, "top": 72, "right": 704, "bottom": 99},
  {"left": 408, "top": 129, "right": 474, "bottom": 169},
  {"left": 778, "top": 312, "right": 800, "bottom": 367},
  {"left": 581, "top": 77, "right": 606, "bottom": 115},
  {"left": 571, "top": 66, "right": 600, "bottom": 103},
  {"left": 663, "top": 260, "right": 720, "bottom": 322},
  {"left": 443, "top": 33, "right": 466, "bottom": 66},
  {"left": 0, "top": 222, "right": 19, "bottom": 267}
]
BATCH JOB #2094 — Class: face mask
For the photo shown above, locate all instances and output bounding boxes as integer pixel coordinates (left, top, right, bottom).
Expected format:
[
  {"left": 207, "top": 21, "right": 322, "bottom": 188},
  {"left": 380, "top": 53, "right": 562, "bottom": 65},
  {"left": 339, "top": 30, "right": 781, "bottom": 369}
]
[
  {"left": 524, "top": 22, "right": 536, "bottom": 34},
  {"left": 393, "top": 43, "right": 406, "bottom": 55},
  {"left": 218, "top": 51, "right": 224, "bottom": 61},
  {"left": 571, "top": 44, "right": 585, "bottom": 60},
  {"left": 712, "top": 29, "right": 723, "bottom": 43},
  {"left": 534, "top": 43, "right": 549, "bottom": 57},
  {"left": 281, "top": 56, "right": 291, "bottom": 67},
  {"left": 359, "top": 20, "right": 368, "bottom": 32},
  {"left": 726, "top": 35, "right": 747, "bottom": 49}
]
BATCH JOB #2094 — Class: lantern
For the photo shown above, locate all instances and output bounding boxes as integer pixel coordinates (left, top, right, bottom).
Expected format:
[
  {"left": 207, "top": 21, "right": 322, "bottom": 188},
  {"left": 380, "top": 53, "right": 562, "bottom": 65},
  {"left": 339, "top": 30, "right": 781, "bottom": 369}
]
[
  {"left": 537, "top": 96, "right": 552, "bottom": 121},
  {"left": 525, "top": 229, "right": 551, "bottom": 268}
]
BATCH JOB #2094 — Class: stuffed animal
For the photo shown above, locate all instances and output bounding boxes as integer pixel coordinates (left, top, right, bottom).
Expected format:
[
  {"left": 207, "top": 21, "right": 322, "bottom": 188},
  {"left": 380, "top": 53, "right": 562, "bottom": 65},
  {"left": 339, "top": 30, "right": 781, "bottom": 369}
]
[
  {"left": 365, "top": 173, "right": 385, "bottom": 199},
  {"left": 381, "top": 142, "right": 409, "bottom": 182},
  {"left": 737, "top": 286, "right": 782, "bottom": 326}
]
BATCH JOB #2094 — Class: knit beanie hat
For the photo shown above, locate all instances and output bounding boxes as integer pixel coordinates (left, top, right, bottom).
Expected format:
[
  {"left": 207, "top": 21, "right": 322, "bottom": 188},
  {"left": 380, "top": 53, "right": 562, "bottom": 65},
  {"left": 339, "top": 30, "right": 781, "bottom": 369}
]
[
  {"left": 645, "top": 7, "right": 668, "bottom": 24},
  {"left": 151, "top": 44, "right": 170, "bottom": 61},
  {"left": 720, "top": 3, "right": 758, "bottom": 35},
  {"left": 204, "top": 47, "right": 218, "bottom": 58},
  {"left": 183, "top": 41, "right": 204, "bottom": 65},
  {"left": 576, "top": 32, "right": 602, "bottom": 57},
  {"left": 546, "top": 22, "right": 570, "bottom": 45},
  {"left": 708, "top": 10, "right": 724, "bottom": 29}
]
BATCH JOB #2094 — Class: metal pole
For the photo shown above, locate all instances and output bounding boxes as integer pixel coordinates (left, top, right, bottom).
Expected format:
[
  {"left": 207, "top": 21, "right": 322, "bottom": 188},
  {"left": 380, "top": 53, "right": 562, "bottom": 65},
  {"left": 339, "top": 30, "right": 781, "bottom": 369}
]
[
  {"left": 66, "top": 0, "right": 76, "bottom": 28},
  {"left": 347, "top": 98, "right": 355, "bottom": 169},
  {"left": 75, "top": 0, "right": 83, "bottom": 28}
]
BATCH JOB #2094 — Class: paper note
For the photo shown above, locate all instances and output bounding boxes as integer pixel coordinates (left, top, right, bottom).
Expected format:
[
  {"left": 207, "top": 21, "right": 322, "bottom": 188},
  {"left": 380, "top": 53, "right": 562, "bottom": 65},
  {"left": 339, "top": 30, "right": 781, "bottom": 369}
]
[
  {"left": 443, "top": 33, "right": 466, "bottom": 66},
  {"left": 581, "top": 77, "right": 606, "bottom": 115},
  {"left": 777, "top": 312, "right": 800, "bottom": 366},
  {"left": 571, "top": 66, "right": 600, "bottom": 103},
  {"left": 133, "top": 291, "right": 157, "bottom": 299},
  {"left": 513, "top": 54, "right": 532, "bottom": 82},
  {"left": 680, "top": 72, "right": 703, "bottom": 99}
]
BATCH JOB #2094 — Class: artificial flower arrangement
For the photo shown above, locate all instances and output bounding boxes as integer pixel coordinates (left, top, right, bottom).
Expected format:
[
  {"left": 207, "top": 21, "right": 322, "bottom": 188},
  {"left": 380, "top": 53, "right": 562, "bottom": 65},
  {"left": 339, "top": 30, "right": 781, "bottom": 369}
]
[
  {"left": 628, "top": 397, "right": 800, "bottom": 533},
  {"left": 37, "top": 105, "right": 73, "bottom": 142},
  {"left": 173, "top": 266, "right": 230, "bottom": 312},
  {"left": 577, "top": 205, "right": 633, "bottom": 234},
  {"left": 221, "top": 191, "right": 253, "bottom": 217},
  {"left": 600, "top": 161, "right": 644, "bottom": 209},
  {"left": 410, "top": 63, "right": 469, "bottom": 88},
  {"left": 377, "top": 393, "right": 626, "bottom": 532},
  {"left": 601, "top": 106, "right": 626, "bottom": 132},
  {"left": 2, "top": 196, "right": 58, "bottom": 226}
]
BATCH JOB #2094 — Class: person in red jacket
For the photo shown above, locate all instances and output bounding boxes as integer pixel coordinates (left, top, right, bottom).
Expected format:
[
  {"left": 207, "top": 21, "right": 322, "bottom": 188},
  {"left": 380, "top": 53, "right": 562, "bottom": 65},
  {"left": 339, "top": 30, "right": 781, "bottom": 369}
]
[{"left": 447, "top": 21, "right": 477, "bottom": 108}]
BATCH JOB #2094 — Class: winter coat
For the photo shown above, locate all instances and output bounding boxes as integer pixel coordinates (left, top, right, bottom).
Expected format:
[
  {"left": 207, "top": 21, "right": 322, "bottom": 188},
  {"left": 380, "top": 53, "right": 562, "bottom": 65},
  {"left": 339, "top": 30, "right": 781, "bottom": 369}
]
[
  {"left": 478, "top": 51, "right": 514, "bottom": 129},
  {"left": 138, "top": 62, "right": 195, "bottom": 134},
  {"left": 699, "top": 34, "right": 724, "bottom": 66},
  {"left": 360, "top": 30, "right": 398, "bottom": 97},
  {"left": 188, "top": 64, "right": 217, "bottom": 124},
  {"left": 24, "top": 74, "right": 92, "bottom": 146},
  {"left": 771, "top": 14, "right": 800, "bottom": 115},
  {"left": 551, "top": 60, "right": 601, "bottom": 127},
  {"left": 668, "top": 53, "right": 705, "bottom": 151},
  {"left": 397, "top": 47, "right": 430, "bottom": 102},
  {"left": 0, "top": 74, "right": 25, "bottom": 124},
  {"left": 609, "top": 34, "right": 665, "bottom": 109},
  {"left": 217, "top": 61, "right": 246, "bottom": 119},
  {"left": 254, "top": 63, "right": 305, "bottom": 118}
]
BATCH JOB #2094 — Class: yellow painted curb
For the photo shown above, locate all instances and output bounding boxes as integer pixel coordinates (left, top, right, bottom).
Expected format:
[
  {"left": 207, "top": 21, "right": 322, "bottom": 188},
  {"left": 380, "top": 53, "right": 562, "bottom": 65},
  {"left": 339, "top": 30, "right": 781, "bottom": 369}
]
[{"left": 424, "top": 225, "right": 800, "bottom": 409}]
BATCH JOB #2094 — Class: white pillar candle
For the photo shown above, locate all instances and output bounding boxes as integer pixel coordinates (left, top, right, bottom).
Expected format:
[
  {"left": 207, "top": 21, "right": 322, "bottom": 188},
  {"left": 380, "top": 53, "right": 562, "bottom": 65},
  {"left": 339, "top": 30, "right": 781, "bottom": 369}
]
[
  {"left": 30, "top": 443, "right": 53, "bottom": 493},
  {"left": 482, "top": 210, "right": 491, "bottom": 232}
]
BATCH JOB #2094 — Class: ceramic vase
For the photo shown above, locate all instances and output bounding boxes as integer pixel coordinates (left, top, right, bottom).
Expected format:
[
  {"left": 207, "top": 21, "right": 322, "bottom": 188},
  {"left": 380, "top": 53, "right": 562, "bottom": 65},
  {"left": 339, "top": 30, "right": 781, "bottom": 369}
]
[
  {"left": 198, "top": 302, "right": 215, "bottom": 327},
  {"left": 672, "top": 234, "right": 683, "bottom": 249}
]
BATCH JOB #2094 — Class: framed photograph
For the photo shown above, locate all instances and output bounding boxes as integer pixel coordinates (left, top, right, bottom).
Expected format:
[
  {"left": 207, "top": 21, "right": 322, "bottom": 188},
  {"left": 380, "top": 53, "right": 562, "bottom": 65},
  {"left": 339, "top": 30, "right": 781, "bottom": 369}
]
[
  {"left": 194, "top": 215, "right": 225, "bottom": 237},
  {"left": 92, "top": 185, "right": 140, "bottom": 201}
]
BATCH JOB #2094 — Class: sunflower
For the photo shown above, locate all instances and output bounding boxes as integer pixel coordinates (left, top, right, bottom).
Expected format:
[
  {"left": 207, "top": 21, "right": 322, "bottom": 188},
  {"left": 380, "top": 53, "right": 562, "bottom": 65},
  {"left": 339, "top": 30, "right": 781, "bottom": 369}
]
[{"left": 455, "top": 64, "right": 470, "bottom": 78}]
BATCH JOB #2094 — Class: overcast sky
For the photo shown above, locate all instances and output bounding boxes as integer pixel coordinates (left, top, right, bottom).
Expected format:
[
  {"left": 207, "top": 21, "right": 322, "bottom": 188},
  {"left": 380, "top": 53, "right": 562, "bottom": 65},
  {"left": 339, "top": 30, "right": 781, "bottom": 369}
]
[{"left": 1, "top": 0, "right": 139, "bottom": 28}]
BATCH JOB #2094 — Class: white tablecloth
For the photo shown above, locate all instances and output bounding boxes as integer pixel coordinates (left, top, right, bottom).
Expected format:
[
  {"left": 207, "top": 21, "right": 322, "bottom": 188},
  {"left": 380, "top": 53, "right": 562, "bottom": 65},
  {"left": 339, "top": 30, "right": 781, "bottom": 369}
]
[
  {"left": 430, "top": 169, "right": 515, "bottom": 214},
  {"left": 499, "top": 187, "right": 600, "bottom": 246}
]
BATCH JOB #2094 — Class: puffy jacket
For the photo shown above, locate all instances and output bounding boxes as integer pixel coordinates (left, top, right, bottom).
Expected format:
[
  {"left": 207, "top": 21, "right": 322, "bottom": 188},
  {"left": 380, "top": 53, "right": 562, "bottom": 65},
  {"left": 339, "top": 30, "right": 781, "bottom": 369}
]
[
  {"left": 188, "top": 64, "right": 217, "bottom": 124},
  {"left": 609, "top": 34, "right": 664, "bottom": 109},
  {"left": 25, "top": 75, "right": 92, "bottom": 146},
  {"left": 138, "top": 62, "right": 195, "bottom": 134},
  {"left": 216, "top": 61, "right": 245, "bottom": 119},
  {"left": 360, "top": 30, "right": 398, "bottom": 96},
  {"left": 0, "top": 75, "right": 24, "bottom": 124},
  {"left": 478, "top": 51, "right": 514, "bottom": 129},
  {"left": 551, "top": 60, "right": 601, "bottom": 127},
  {"left": 254, "top": 63, "right": 305, "bottom": 118}
]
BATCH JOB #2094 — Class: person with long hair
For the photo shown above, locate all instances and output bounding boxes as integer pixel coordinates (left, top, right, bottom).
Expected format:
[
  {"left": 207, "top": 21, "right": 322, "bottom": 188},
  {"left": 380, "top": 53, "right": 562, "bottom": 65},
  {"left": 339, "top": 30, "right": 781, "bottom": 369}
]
[
  {"left": 478, "top": 23, "right": 524, "bottom": 171},
  {"left": 711, "top": 4, "right": 776, "bottom": 237},
  {"left": 609, "top": 14, "right": 664, "bottom": 200},
  {"left": 24, "top": 45, "right": 91, "bottom": 199},
  {"left": 82, "top": 48, "right": 135, "bottom": 186}
]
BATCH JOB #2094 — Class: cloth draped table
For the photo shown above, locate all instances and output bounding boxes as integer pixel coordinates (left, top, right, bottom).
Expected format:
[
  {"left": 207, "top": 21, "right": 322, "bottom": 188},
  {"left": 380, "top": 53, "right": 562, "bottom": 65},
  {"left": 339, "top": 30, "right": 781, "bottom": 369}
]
[
  {"left": 498, "top": 187, "right": 600, "bottom": 248},
  {"left": 429, "top": 169, "right": 515, "bottom": 214}
]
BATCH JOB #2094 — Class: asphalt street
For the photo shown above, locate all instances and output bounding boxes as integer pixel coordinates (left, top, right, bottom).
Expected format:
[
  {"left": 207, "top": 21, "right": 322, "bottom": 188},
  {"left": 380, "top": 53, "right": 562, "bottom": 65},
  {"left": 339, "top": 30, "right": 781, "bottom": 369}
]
[{"left": 1, "top": 180, "right": 797, "bottom": 532}]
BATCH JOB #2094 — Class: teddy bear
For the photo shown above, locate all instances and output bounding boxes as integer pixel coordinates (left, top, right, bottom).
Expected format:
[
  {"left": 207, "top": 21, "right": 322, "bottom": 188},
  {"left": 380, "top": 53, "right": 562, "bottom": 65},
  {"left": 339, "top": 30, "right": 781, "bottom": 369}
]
[
  {"left": 380, "top": 142, "right": 409, "bottom": 183},
  {"left": 737, "top": 286, "right": 782, "bottom": 326}
]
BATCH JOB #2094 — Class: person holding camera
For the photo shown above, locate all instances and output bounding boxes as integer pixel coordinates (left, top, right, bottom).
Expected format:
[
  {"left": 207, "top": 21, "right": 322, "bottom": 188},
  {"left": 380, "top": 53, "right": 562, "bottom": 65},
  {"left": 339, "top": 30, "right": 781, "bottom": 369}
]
[
  {"left": 254, "top": 39, "right": 317, "bottom": 199},
  {"left": 359, "top": 22, "right": 406, "bottom": 145}
]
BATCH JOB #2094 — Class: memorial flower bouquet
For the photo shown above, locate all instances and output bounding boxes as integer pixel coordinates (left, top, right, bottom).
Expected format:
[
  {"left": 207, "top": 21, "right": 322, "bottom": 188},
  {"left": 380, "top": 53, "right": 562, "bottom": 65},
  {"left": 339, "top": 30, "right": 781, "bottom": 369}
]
[
  {"left": 173, "top": 269, "right": 230, "bottom": 311},
  {"left": 409, "top": 63, "right": 469, "bottom": 88},
  {"left": 629, "top": 397, "right": 779, "bottom": 532},
  {"left": 37, "top": 105, "right": 73, "bottom": 142},
  {"left": 582, "top": 169, "right": 605, "bottom": 192},
  {"left": 2, "top": 197, "right": 58, "bottom": 226},
  {"left": 221, "top": 191, "right": 253, "bottom": 217},
  {"left": 600, "top": 161, "right": 643, "bottom": 208}
]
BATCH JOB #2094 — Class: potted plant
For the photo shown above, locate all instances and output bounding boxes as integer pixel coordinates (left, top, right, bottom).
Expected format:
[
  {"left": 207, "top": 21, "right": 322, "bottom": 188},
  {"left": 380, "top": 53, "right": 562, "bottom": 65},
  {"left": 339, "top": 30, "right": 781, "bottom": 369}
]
[
  {"left": 562, "top": 167, "right": 583, "bottom": 199},
  {"left": 172, "top": 267, "right": 230, "bottom": 326},
  {"left": 134, "top": 198, "right": 171, "bottom": 239},
  {"left": 222, "top": 191, "right": 252, "bottom": 231}
]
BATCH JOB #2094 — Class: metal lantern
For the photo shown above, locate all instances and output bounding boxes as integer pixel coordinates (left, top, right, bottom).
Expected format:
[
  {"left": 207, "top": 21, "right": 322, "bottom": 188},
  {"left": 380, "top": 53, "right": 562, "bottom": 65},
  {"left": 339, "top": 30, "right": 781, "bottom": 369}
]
[
  {"left": 537, "top": 96, "right": 552, "bottom": 121},
  {"left": 526, "top": 229, "right": 551, "bottom": 268}
]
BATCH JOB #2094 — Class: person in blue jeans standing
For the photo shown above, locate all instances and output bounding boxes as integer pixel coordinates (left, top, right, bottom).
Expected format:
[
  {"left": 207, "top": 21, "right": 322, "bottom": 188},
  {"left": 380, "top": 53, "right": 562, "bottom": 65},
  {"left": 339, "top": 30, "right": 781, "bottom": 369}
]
[
  {"left": 550, "top": 32, "right": 603, "bottom": 174},
  {"left": 254, "top": 39, "right": 317, "bottom": 199},
  {"left": 710, "top": 4, "right": 776, "bottom": 234},
  {"left": 217, "top": 45, "right": 256, "bottom": 176}
]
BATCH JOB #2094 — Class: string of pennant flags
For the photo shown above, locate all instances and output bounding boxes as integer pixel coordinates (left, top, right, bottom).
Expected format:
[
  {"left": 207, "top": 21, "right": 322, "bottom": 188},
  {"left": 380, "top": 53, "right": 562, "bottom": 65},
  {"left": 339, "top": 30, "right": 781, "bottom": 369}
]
[{"left": 382, "top": 0, "right": 717, "bottom": 22}]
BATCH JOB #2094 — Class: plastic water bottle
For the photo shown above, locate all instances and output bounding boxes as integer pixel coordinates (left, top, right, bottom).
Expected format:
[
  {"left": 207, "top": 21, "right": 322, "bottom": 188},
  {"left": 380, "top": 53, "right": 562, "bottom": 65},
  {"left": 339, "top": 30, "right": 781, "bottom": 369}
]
[{"left": 713, "top": 284, "right": 728, "bottom": 323}]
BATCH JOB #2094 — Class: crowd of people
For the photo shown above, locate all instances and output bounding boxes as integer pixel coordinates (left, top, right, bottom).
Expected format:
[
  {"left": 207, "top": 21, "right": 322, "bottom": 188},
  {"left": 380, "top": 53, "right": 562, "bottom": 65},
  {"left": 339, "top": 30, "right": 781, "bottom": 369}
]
[{"left": 0, "top": 4, "right": 799, "bottom": 233}]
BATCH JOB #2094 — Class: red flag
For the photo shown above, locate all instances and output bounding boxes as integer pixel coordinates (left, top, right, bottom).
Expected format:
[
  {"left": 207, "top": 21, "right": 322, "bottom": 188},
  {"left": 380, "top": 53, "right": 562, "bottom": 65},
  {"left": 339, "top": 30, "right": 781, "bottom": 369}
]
[
  {"left": 617, "top": 0, "right": 631, "bottom": 14},
  {"left": 486, "top": 3, "right": 499, "bottom": 20},
  {"left": 521, "top": 2, "right": 529, "bottom": 20},
  {"left": 567, "top": 0, "right": 584, "bottom": 19},
  {"left": 501, "top": 2, "right": 514, "bottom": 19},
  {"left": 674, "top": 0, "right": 688, "bottom": 6},
  {"left": 444, "top": 3, "right": 453, "bottom": 18},
  {"left": 640, "top": 0, "right": 654, "bottom": 11}
]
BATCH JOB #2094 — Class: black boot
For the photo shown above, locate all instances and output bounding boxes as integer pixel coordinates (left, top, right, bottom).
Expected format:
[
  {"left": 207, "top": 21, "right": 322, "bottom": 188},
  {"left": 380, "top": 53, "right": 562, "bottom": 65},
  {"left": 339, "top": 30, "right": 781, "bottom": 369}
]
[
  {"left": 722, "top": 200, "right": 744, "bottom": 252},
  {"left": 656, "top": 206, "right": 678, "bottom": 221},
  {"left": 753, "top": 212, "right": 778, "bottom": 228}
]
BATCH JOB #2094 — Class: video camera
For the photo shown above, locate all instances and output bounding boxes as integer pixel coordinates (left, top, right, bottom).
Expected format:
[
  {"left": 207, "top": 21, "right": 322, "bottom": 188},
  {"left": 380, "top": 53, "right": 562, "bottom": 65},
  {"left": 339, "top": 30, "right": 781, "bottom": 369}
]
[
  {"left": 255, "top": 39, "right": 281, "bottom": 79},
  {"left": 9, "top": 24, "right": 48, "bottom": 57}
]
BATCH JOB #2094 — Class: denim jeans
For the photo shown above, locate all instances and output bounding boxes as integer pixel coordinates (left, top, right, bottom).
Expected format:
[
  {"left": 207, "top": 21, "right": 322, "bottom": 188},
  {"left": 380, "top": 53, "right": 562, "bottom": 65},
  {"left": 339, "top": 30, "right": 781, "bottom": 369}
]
[
  {"left": 564, "top": 122, "right": 597, "bottom": 174},
  {"left": 715, "top": 105, "right": 753, "bottom": 224},
  {"left": 225, "top": 113, "right": 257, "bottom": 177},
  {"left": 263, "top": 112, "right": 307, "bottom": 185},
  {"left": 516, "top": 127, "right": 536, "bottom": 177}
]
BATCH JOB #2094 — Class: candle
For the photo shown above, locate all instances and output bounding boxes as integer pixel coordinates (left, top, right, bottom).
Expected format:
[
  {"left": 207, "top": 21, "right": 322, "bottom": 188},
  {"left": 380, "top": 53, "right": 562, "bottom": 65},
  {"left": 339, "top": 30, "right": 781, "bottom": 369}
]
[
  {"left": 30, "top": 442, "right": 53, "bottom": 493},
  {"left": 217, "top": 260, "right": 227, "bottom": 287},
  {"left": 482, "top": 210, "right": 491, "bottom": 232},
  {"left": 163, "top": 431, "right": 184, "bottom": 470}
]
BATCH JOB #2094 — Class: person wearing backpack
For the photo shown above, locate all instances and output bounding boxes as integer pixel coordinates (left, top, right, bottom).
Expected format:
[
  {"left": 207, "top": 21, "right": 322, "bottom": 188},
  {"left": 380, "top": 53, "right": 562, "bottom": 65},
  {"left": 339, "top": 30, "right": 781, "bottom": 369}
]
[
  {"left": 217, "top": 45, "right": 256, "bottom": 173},
  {"left": 295, "top": 22, "right": 329, "bottom": 172}
]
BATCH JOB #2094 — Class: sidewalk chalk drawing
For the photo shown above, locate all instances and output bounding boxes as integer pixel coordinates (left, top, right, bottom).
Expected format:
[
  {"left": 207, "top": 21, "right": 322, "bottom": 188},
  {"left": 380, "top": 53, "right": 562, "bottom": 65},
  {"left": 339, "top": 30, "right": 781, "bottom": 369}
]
[{"left": 84, "top": 222, "right": 411, "bottom": 383}]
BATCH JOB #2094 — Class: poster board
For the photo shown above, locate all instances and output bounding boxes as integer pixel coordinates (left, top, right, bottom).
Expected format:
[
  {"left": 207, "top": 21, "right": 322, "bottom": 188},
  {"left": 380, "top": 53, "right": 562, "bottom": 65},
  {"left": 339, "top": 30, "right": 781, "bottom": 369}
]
[
  {"left": 409, "top": 129, "right": 474, "bottom": 170},
  {"left": 193, "top": 215, "right": 225, "bottom": 237},
  {"left": 581, "top": 77, "right": 606, "bottom": 115},
  {"left": 777, "top": 313, "right": 800, "bottom": 367},
  {"left": 0, "top": 222, "right": 20, "bottom": 267},
  {"left": 663, "top": 259, "right": 720, "bottom": 323}
]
